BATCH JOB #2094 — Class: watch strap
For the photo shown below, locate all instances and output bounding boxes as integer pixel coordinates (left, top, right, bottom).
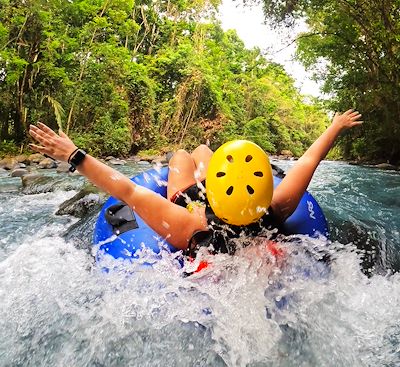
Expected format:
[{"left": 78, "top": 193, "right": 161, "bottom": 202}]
[{"left": 69, "top": 149, "right": 87, "bottom": 172}]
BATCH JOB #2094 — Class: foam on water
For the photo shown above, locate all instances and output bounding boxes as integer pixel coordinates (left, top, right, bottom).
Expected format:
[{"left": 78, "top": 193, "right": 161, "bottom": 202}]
[
  {"left": 0, "top": 190, "right": 78, "bottom": 260},
  {"left": 1, "top": 231, "right": 400, "bottom": 366},
  {"left": 1, "top": 162, "right": 399, "bottom": 366}
]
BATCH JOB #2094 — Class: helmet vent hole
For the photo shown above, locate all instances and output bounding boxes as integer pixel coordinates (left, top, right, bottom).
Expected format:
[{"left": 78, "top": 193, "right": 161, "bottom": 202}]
[
  {"left": 226, "top": 186, "right": 234, "bottom": 195},
  {"left": 245, "top": 155, "right": 253, "bottom": 162},
  {"left": 216, "top": 172, "right": 226, "bottom": 177},
  {"left": 254, "top": 171, "right": 263, "bottom": 177},
  {"left": 226, "top": 155, "right": 234, "bottom": 163},
  {"left": 247, "top": 185, "right": 254, "bottom": 194}
]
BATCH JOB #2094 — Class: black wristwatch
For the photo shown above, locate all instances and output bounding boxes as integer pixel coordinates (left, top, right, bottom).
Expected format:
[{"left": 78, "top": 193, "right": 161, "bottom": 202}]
[{"left": 68, "top": 149, "right": 87, "bottom": 172}]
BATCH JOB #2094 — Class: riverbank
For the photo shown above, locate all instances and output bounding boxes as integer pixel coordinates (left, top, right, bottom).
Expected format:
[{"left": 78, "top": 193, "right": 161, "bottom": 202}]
[
  {"left": 0, "top": 152, "right": 170, "bottom": 177},
  {"left": 348, "top": 160, "right": 400, "bottom": 171},
  {"left": 1, "top": 152, "right": 399, "bottom": 176}
]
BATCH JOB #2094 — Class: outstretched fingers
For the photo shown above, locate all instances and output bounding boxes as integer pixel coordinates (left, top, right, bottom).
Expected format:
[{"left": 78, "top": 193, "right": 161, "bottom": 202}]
[
  {"left": 343, "top": 109, "right": 358, "bottom": 116},
  {"left": 333, "top": 109, "right": 363, "bottom": 130},
  {"left": 29, "top": 125, "right": 56, "bottom": 147},
  {"left": 29, "top": 123, "right": 78, "bottom": 162},
  {"left": 29, "top": 128, "right": 57, "bottom": 159},
  {"left": 29, "top": 143, "right": 50, "bottom": 156},
  {"left": 349, "top": 114, "right": 363, "bottom": 127},
  {"left": 343, "top": 109, "right": 363, "bottom": 124},
  {"left": 351, "top": 119, "right": 363, "bottom": 127},
  {"left": 350, "top": 113, "right": 362, "bottom": 120},
  {"left": 37, "top": 122, "right": 58, "bottom": 138},
  {"left": 349, "top": 110, "right": 363, "bottom": 125},
  {"left": 29, "top": 128, "right": 44, "bottom": 147}
]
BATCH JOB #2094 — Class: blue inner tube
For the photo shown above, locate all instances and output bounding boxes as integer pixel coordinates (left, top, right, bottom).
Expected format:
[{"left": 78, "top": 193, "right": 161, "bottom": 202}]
[{"left": 93, "top": 166, "right": 329, "bottom": 261}]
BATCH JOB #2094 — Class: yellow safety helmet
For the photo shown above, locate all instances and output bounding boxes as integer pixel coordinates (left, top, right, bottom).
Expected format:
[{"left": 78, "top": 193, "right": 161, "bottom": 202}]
[{"left": 206, "top": 140, "right": 273, "bottom": 226}]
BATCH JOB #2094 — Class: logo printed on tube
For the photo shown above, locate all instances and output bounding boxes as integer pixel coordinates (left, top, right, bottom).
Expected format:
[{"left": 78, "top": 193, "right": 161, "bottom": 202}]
[{"left": 307, "top": 200, "right": 316, "bottom": 220}]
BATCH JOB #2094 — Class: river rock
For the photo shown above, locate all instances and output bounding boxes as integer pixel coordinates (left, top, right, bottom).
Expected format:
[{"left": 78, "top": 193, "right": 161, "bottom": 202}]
[
  {"left": 108, "top": 158, "right": 126, "bottom": 166},
  {"left": 56, "top": 161, "right": 70, "bottom": 173},
  {"left": 137, "top": 160, "right": 151, "bottom": 166},
  {"left": 15, "top": 154, "right": 30, "bottom": 165},
  {"left": 136, "top": 153, "right": 159, "bottom": 162},
  {"left": 348, "top": 161, "right": 359, "bottom": 166},
  {"left": 10, "top": 168, "right": 29, "bottom": 177},
  {"left": 62, "top": 208, "right": 100, "bottom": 252},
  {"left": 0, "top": 182, "right": 20, "bottom": 193},
  {"left": 165, "top": 151, "right": 174, "bottom": 163},
  {"left": 56, "top": 184, "right": 106, "bottom": 217},
  {"left": 21, "top": 173, "right": 47, "bottom": 188},
  {"left": 21, "top": 173, "right": 79, "bottom": 194},
  {"left": 38, "top": 157, "right": 57, "bottom": 169},
  {"left": 0, "top": 157, "right": 18, "bottom": 170},
  {"left": 280, "top": 150, "right": 294, "bottom": 157},
  {"left": 151, "top": 154, "right": 169, "bottom": 165},
  {"left": 373, "top": 163, "right": 398, "bottom": 170},
  {"left": 28, "top": 153, "right": 45, "bottom": 164}
]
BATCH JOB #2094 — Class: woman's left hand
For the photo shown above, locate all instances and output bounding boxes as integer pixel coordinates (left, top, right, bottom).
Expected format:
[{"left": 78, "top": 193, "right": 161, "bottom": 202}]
[
  {"left": 29, "top": 123, "right": 78, "bottom": 162},
  {"left": 332, "top": 109, "right": 363, "bottom": 131}
]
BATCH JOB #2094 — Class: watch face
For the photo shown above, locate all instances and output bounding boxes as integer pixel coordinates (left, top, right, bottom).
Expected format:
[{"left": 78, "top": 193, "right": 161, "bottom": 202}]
[{"left": 71, "top": 149, "right": 86, "bottom": 166}]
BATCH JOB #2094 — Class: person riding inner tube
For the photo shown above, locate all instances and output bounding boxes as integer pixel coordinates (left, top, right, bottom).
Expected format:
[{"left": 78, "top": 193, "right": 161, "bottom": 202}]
[
  {"left": 171, "top": 140, "right": 288, "bottom": 257},
  {"left": 29, "top": 109, "right": 363, "bottom": 262},
  {"left": 93, "top": 163, "right": 329, "bottom": 266}
]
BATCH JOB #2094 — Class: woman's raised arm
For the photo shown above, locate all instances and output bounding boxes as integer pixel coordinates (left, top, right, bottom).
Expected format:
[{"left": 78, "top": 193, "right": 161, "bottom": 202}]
[
  {"left": 29, "top": 123, "right": 207, "bottom": 249},
  {"left": 270, "top": 109, "right": 363, "bottom": 222}
]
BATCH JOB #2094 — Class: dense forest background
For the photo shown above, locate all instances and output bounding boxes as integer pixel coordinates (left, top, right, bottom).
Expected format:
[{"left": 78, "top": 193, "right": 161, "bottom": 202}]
[
  {"left": 258, "top": 0, "right": 400, "bottom": 164},
  {"left": 0, "top": 0, "right": 398, "bottom": 164}
]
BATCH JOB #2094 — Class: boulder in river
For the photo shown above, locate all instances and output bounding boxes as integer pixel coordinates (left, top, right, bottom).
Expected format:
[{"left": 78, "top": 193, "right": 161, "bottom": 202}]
[
  {"left": 0, "top": 157, "right": 18, "bottom": 170},
  {"left": 10, "top": 168, "right": 29, "bottom": 177},
  {"left": 21, "top": 173, "right": 53, "bottom": 193},
  {"left": 56, "top": 161, "right": 70, "bottom": 173},
  {"left": 38, "top": 157, "right": 57, "bottom": 169},
  {"left": 15, "top": 154, "right": 30, "bottom": 165},
  {"left": 21, "top": 173, "right": 81, "bottom": 194},
  {"left": 165, "top": 151, "right": 174, "bottom": 163},
  {"left": 108, "top": 158, "right": 126, "bottom": 166},
  {"left": 151, "top": 154, "right": 169, "bottom": 165},
  {"left": 280, "top": 150, "right": 293, "bottom": 157},
  {"left": 28, "top": 153, "right": 45, "bottom": 164},
  {"left": 56, "top": 184, "right": 107, "bottom": 218},
  {"left": 373, "top": 163, "right": 398, "bottom": 171},
  {"left": 58, "top": 184, "right": 125, "bottom": 253}
]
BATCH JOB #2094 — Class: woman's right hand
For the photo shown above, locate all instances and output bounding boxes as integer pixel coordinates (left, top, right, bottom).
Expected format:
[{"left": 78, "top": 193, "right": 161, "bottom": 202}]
[{"left": 29, "top": 122, "right": 78, "bottom": 162}]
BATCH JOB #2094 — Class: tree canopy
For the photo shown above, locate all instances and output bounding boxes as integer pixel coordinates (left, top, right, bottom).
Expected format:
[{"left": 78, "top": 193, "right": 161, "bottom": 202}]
[
  {"left": 0, "top": 0, "right": 329, "bottom": 158},
  {"left": 257, "top": 0, "right": 400, "bottom": 163}
]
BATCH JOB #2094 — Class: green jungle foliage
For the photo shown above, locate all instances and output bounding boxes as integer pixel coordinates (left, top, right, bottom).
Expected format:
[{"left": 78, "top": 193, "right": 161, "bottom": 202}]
[
  {"left": 257, "top": 0, "right": 400, "bottom": 164},
  {"left": 0, "top": 0, "right": 329, "bottom": 158}
]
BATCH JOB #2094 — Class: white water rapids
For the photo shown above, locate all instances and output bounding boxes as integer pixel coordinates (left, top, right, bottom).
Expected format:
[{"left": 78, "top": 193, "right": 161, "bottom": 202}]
[{"left": 0, "top": 161, "right": 399, "bottom": 366}]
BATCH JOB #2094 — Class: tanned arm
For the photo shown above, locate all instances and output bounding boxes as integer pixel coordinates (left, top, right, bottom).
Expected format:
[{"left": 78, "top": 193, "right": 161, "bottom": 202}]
[
  {"left": 29, "top": 123, "right": 207, "bottom": 249},
  {"left": 271, "top": 109, "right": 363, "bottom": 222}
]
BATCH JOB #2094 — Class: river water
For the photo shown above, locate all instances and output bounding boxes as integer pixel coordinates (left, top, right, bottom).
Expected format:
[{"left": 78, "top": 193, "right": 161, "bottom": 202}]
[{"left": 0, "top": 160, "right": 399, "bottom": 367}]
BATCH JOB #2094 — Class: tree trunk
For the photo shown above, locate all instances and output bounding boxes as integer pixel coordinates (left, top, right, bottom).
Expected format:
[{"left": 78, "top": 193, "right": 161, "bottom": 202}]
[
  {"left": 0, "top": 110, "right": 10, "bottom": 141},
  {"left": 12, "top": 109, "right": 24, "bottom": 143},
  {"left": 15, "top": 69, "right": 28, "bottom": 143}
]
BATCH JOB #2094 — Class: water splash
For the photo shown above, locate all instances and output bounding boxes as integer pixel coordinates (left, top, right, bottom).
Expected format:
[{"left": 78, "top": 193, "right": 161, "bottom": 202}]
[{"left": 1, "top": 161, "right": 400, "bottom": 366}]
